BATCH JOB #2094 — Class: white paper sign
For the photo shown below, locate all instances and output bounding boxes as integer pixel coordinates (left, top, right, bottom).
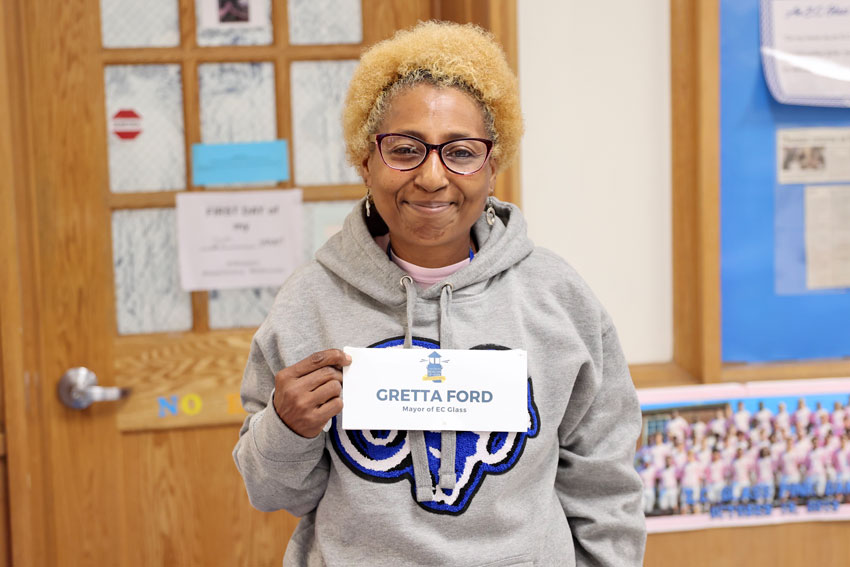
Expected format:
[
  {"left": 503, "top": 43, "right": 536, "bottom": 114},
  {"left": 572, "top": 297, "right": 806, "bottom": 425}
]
[
  {"left": 342, "top": 347, "right": 529, "bottom": 432},
  {"left": 777, "top": 127, "right": 850, "bottom": 184},
  {"left": 805, "top": 184, "right": 850, "bottom": 288},
  {"left": 176, "top": 189, "right": 303, "bottom": 291},
  {"left": 761, "top": 0, "right": 850, "bottom": 106}
]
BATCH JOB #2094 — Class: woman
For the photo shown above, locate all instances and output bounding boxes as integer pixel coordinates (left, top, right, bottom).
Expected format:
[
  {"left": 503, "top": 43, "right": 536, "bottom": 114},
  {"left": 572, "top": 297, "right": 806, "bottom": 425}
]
[{"left": 234, "top": 21, "right": 644, "bottom": 566}]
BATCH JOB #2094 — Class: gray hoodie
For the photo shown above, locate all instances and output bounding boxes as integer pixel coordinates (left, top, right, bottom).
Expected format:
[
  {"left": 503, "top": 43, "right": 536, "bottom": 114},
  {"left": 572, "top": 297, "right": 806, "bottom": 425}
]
[{"left": 233, "top": 198, "right": 646, "bottom": 566}]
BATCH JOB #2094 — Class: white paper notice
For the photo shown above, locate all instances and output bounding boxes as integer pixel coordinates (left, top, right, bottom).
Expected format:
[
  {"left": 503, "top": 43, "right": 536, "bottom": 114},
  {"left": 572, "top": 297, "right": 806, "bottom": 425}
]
[
  {"left": 342, "top": 347, "right": 529, "bottom": 432},
  {"left": 760, "top": 0, "right": 850, "bottom": 106},
  {"left": 176, "top": 189, "right": 303, "bottom": 291},
  {"left": 805, "top": 184, "right": 850, "bottom": 288},
  {"left": 777, "top": 127, "right": 850, "bottom": 184}
]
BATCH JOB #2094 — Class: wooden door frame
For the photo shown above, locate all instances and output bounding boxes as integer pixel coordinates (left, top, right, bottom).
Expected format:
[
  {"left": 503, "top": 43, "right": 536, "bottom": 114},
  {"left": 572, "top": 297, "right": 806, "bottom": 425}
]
[{"left": 1, "top": 0, "right": 51, "bottom": 564}]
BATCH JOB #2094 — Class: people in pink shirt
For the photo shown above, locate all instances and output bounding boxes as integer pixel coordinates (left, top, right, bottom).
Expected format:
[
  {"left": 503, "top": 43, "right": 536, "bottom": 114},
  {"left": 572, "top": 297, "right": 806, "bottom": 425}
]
[
  {"left": 658, "top": 456, "right": 680, "bottom": 513},
  {"left": 814, "top": 402, "right": 829, "bottom": 428},
  {"left": 733, "top": 401, "right": 752, "bottom": 434},
  {"left": 731, "top": 448, "right": 754, "bottom": 502},
  {"left": 806, "top": 440, "right": 829, "bottom": 497},
  {"left": 670, "top": 437, "right": 688, "bottom": 468},
  {"left": 779, "top": 438, "right": 801, "bottom": 487},
  {"left": 769, "top": 432, "right": 785, "bottom": 461},
  {"left": 793, "top": 398, "right": 812, "bottom": 434},
  {"left": 754, "top": 401, "right": 774, "bottom": 435},
  {"left": 774, "top": 402, "right": 792, "bottom": 438},
  {"left": 831, "top": 401, "right": 846, "bottom": 436},
  {"left": 833, "top": 436, "right": 850, "bottom": 501},
  {"left": 679, "top": 451, "right": 704, "bottom": 513},
  {"left": 666, "top": 410, "right": 690, "bottom": 445},
  {"left": 709, "top": 409, "right": 728, "bottom": 438},
  {"left": 706, "top": 450, "right": 728, "bottom": 504},
  {"left": 648, "top": 432, "right": 671, "bottom": 470},
  {"left": 755, "top": 447, "right": 776, "bottom": 503},
  {"left": 639, "top": 463, "right": 658, "bottom": 514},
  {"left": 691, "top": 418, "right": 707, "bottom": 445}
]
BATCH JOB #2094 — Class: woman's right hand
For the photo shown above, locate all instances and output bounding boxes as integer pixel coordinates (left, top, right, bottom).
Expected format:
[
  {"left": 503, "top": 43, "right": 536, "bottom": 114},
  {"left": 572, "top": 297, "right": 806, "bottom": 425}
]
[{"left": 273, "top": 349, "right": 351, "bottom": 438}]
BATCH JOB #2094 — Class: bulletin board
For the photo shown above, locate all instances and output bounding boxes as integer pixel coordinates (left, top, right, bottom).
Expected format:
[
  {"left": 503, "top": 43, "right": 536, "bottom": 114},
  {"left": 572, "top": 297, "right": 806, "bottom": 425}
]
[{"left": 720, "top": 0, "right": 850, "bottom": 363}]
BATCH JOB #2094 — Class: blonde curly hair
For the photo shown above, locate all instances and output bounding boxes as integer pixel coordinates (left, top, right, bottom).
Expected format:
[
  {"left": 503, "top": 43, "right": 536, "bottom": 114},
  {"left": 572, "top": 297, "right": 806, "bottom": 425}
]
[{"left": 343, "top": 20, "right": 522, "bottom": 173}]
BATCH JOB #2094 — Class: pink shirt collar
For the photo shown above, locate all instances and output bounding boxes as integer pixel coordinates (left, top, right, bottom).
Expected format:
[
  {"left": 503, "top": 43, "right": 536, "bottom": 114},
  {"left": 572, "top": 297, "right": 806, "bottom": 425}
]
[{"left": 375, "top": 234, "right": 470, "bottom": 288}]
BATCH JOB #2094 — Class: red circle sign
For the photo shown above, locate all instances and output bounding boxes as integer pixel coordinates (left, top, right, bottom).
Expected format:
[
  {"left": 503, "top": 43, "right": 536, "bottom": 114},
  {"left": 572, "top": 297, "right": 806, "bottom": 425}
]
[{"left": 112, "top": 109, "right": 142, "bottom": 140}]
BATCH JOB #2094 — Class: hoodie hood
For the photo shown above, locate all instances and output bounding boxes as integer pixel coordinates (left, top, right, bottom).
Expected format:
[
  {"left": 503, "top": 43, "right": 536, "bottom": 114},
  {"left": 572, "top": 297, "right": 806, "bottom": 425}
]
[{"left": 315, "top": 197, "right": 535, "bottom": 305}]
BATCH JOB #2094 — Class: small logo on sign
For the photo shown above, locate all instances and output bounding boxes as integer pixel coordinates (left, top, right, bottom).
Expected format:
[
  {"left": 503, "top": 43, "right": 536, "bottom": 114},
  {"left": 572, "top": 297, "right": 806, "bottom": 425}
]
[{"left": 421, "top": 351, "right": 449, "bottom": 383}]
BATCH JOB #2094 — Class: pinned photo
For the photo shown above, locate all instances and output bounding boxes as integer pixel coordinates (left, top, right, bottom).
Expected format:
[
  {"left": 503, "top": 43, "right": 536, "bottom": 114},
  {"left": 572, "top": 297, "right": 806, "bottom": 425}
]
[
  {"left": 777, "top": 127, "right": 850, "bottom": 185},
  {"left": 218, "top": 0, "right": 249, "bottom": 23},
  {"left": 638, "top": 379, "right": 850, "bottom": 533},
  {"left": 781, "top": 146, "right": 825, "bottom": 172},
  {"left": 198, "top": 0, "right": 264, "bottom": 31}
]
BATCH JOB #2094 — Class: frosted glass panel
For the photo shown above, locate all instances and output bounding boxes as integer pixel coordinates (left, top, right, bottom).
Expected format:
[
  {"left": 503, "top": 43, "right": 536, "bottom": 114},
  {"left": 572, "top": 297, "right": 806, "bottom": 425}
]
[
  {"left": 105, "top": 65, "right": 186, "bottom": 193},
  {"left": 208, "top": 288, "right": 278, "bottom": 329},
  {"left": 100, "top": 0, "right": 180, "bottom": 48},
  {"left": 196, "top": 0, "right": 272, "bottom": 46},
  {"left": 199, "top": 62, "right": 277, "bottom": 144},
  {"left": 112, "top": 209, "right": 192, "bottom": 335},
  {"left": 291, "top": 60, "right": 360, "bottom": 185},
  {"left": 287, "top": 0, "right": 362, "bottom": 45},
  {"left": 303, "top": 200, "right": 357, "bottom": 259}
]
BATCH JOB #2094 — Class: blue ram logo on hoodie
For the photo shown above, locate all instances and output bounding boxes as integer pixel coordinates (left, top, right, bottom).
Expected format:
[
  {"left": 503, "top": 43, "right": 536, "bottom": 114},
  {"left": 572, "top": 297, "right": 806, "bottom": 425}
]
[{"left": 329, "top": 338, "right": 540, "bottom": 515}]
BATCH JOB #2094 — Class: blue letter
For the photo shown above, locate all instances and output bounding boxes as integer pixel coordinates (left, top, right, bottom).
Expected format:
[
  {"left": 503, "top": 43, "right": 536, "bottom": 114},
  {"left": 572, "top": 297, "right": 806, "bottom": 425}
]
[{"left": 158, "top": 395, "right": 178, "bottom": 417}]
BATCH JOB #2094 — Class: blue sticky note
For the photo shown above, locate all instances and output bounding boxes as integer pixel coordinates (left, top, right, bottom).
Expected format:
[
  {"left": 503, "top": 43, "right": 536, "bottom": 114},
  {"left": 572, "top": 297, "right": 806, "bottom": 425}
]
[{"left": 192, "top": 140, "right": 289, "bottom": 185}]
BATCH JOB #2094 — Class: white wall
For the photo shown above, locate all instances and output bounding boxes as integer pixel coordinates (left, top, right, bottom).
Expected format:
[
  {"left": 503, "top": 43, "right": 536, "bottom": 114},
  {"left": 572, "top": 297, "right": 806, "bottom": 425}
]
[{"left": 517, "top": 0, "right": 672, "bottom": 364}]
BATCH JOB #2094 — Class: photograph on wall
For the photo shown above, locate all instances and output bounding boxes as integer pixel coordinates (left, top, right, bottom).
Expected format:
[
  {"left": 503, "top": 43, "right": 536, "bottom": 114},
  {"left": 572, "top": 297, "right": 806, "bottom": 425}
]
[
  {"left": 637, "top": 379, "right": 850, "bottom": 533},
  {"left": 776, "top": 127, "right": 850, "bottom": 185},
  {"left": 197, "top": 0, "right": 266, "bottom": 31}
]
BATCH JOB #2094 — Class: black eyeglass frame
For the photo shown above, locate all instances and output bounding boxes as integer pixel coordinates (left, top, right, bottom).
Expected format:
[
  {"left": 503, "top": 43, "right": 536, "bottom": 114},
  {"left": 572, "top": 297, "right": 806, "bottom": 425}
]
[{"left": 371, "top": 133, "right": 494, "bottom": 176}]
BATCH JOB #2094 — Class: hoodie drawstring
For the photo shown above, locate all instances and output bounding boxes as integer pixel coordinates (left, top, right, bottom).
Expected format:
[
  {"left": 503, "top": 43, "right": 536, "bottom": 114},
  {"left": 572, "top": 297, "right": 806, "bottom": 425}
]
[
  {"left": 438, "top": 284, "right": 456, "bottom": 491},
  {"left": 399, "top": 277, "right": 457, "bottom": 500},
  {"left": 401, "top": 276, "right": 434, "bottom": 501},
  {"left": 402, "top": 276, "right": 416, "bottom": 348}
]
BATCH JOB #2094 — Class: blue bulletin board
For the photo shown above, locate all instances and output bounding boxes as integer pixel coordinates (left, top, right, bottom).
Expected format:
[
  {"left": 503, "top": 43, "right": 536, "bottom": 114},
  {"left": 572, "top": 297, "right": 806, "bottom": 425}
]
[{"left": 720, "top": 0, "right": 850, "bottom": 362}]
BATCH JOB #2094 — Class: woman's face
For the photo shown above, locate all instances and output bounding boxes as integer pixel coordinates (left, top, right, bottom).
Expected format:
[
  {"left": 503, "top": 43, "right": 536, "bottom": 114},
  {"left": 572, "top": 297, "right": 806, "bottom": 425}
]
[{"left": 362, "top": 84, "right": 496, "bottom": 268}]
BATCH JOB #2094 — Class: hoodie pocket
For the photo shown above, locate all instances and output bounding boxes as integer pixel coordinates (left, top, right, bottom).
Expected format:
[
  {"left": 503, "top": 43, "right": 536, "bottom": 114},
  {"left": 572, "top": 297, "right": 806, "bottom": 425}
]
[{"left": 474, "top": 555, "right": 534, "bottom": 567}]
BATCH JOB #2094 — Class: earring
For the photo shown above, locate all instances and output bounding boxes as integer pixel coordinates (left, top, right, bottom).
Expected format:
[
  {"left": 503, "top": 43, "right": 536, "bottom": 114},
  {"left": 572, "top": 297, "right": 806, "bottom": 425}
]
[
  {"left": 485, "top": 196, "right": 496, "bottom": 226},
  {"left": 365, "top": 188, "right": 372, "bottom": 217}
]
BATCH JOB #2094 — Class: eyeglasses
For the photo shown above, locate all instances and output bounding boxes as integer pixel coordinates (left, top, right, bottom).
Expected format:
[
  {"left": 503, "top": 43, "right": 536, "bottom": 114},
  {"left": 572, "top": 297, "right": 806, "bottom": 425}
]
[{"left": 371, "top": 133, "right": 494, "bottom": 175}]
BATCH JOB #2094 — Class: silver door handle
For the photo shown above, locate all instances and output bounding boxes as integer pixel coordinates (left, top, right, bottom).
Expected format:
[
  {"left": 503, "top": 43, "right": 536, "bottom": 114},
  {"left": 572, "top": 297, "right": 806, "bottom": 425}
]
[{"left": 57, "top": 367, "right": 131, "bottom": 410}]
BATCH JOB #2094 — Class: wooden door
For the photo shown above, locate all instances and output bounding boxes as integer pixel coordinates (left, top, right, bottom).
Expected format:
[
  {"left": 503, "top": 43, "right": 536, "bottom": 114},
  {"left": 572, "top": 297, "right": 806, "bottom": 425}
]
[{"left": 1, "top": 1, "right": 518, "bottom": 565}]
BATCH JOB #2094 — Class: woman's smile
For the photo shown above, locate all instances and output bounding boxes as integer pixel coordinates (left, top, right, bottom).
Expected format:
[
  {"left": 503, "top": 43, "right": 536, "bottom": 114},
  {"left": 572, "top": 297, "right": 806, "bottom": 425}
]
[{"left": 403, "top": 200, "right": 455, "bottom": 214}]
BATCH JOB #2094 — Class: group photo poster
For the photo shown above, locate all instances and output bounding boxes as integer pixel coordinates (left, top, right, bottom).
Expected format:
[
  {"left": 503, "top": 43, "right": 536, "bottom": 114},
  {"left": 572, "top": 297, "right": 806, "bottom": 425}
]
[{"left": 636, "top": 378, "right": 850, "bottom": 533}]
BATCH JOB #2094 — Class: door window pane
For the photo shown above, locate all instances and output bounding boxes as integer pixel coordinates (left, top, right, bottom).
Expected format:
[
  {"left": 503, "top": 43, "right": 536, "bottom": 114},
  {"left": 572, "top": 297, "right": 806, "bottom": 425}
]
[
  {"left": 100, "top": 0, "right": 180, "bottom": 48},
  {"left": 105, "top": 65, "right": 186, "bottom": 193},
  {"left": 209, "top": 287, "right": 278, "bottom": 329},
  {"left": 112, "top": 209, "right": 192, "bottom": 335},
  {"left": 290, "top": 60, "right": 359, "bottom": 186},
  {"left": 287, "top": 0, "right": 362, "bottom": 45}
]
